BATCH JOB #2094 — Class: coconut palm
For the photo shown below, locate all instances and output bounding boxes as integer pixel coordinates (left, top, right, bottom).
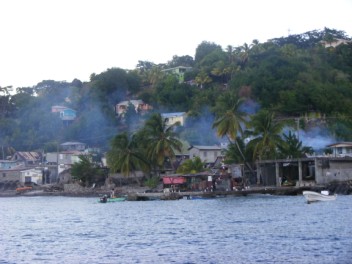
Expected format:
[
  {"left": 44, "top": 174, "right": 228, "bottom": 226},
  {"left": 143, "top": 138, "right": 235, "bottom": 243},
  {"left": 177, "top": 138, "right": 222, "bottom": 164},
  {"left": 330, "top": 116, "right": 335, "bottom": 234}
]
[
  {"left": 195, "top": 70, "right": 212, "bottom": 89},
  {"left": 247, "top": 110, "right": 285, "bottom": 160},
  {"left": 277, "top": 131, "right": 314, "bottom": 158},
  {"left": 212, "top": 94, "right": 246, "bottom": 140},
  {"left": 141, "top": 113, "right": 183, "bottom": 173},
  {"left": 107, "top": 132, "right": 150, "bottom": 182},
  {"left": 212, "top": 94, "right": 255, "bottom": 180}
]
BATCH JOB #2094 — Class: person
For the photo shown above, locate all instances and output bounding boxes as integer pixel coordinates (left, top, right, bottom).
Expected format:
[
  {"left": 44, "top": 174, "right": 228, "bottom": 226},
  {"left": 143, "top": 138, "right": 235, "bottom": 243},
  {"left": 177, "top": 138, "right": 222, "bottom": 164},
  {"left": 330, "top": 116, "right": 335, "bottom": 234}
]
[
  {"left": 110, "top": 188, "right": 115, "bottom": 198},
  {"left": 100, "top": 194, "right": 108, "bottom": 203}
]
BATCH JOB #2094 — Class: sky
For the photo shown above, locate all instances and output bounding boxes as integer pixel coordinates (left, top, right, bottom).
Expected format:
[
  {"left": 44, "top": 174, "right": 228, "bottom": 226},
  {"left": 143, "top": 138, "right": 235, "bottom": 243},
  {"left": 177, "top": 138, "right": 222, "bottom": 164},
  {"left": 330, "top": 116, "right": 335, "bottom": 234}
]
[{"left": 0, "top": 0, "right": 351, "bottom": 90}]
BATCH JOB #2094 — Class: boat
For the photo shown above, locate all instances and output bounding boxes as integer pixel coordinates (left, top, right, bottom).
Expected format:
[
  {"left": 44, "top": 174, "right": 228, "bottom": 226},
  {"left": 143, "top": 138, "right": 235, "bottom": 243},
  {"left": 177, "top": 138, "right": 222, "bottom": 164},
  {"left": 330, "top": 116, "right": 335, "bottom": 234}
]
[
  {"left": 99, "top": 196, "right": 126, "bottom": 203},
  {"left": 302, "top": 190, "right": 337, "bottom": 203}
]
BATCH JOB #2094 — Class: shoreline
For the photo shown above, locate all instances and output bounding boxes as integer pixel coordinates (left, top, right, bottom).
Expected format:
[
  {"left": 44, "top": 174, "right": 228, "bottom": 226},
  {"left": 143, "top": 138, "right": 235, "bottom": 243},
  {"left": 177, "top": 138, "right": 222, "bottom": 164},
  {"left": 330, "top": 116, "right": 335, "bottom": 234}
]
[{"left": 1, "top": 181, "right": 351, "bottom": 199}]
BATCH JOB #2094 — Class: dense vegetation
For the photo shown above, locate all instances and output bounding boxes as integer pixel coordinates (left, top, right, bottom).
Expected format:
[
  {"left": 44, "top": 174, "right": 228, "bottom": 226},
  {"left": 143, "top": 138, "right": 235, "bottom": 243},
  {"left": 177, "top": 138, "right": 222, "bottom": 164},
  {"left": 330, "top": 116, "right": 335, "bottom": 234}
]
[{"left": 1, "top": 28, "right": 351, "bottom": 172}]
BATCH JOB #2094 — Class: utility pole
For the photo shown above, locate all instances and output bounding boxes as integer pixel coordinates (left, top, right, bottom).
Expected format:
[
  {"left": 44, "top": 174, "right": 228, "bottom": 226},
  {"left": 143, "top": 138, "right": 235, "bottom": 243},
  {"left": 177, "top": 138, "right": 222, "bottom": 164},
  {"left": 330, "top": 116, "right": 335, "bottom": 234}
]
[
  {"left": 56, "top": 141, "right": 59, "bottom": 184},
  {"left": 296, "top": 118, "right": 300, "bottom": 141}
]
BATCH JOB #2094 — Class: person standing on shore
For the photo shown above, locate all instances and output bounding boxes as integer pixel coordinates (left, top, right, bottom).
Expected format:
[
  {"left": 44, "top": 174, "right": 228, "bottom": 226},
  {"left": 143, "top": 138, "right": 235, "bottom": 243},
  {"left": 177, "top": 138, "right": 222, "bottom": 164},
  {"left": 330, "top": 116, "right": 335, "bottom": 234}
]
[{"left": 110, "top": 188, "right": 115, "bottom": 198}]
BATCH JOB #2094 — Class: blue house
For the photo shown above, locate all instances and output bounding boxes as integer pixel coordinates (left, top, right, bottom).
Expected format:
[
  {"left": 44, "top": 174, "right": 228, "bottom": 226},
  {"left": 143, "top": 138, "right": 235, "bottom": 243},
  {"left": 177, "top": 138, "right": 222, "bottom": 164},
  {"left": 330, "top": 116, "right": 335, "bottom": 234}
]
[{"left": 59, "top": 108, "right": 76, "bottom": 121}]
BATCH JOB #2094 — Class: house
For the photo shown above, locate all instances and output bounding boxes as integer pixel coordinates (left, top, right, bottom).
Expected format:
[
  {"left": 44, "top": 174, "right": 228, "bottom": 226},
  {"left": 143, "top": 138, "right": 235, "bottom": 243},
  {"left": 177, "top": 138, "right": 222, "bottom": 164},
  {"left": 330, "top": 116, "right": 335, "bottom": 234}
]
[
  {"left": 188, "top": 145, "right": 222, "bottom": 165},
  {"left": 161, "top": 112, "right": 187, "bottom": 126},
  {"left": 61, "top": 142, "right": 86, "bottom": 151},
  {"left": 11, "top": 152, "right": 42, "bottom": 166},
  {"left": 52, "top": 105, "right": 77, "bottom": 121},
  {"left": 46, "top": 151, "right": 86, "bottom": 165},
  {"left": 327, "top": 142, "right": 352, "bottom": 157},
  {"left": 321, "top": 38, "right": 351, "bottom": 48},
  {"left": 0, "top": 160, "right": 24, "bottom": 170},
  {"left": 0, "top": 168, "right": 22, "bottom": 183},
  {"left": 20, "top": 168, "right": 44, "bottom": 185},
  {"left": 115, "top": 100, "right": 153, "bottom": 116},
  {"left": 161, "top": 66, "right": 192, "bottom": 83}
]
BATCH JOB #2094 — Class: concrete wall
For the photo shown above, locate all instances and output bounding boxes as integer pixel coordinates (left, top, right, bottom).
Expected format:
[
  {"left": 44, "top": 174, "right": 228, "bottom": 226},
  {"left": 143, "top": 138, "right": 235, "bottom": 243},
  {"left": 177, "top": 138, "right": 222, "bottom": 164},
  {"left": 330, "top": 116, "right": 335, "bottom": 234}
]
[
  {"left": 315, "top": 159, "right": 352, "bottom": 184},
  {"left": 0, "top": 170, "right": 21, "bottom": 183}
]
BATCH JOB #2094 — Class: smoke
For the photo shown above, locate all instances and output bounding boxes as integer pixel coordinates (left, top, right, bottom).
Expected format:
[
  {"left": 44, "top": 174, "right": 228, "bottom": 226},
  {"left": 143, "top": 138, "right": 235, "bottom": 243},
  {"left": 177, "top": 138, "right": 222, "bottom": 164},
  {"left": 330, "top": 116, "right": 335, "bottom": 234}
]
[
  {"left": 298, "top": 127, "right": 335, "bottom": 151},
  {"left": 240, "top": 99, "right": 260, "bottom": 115}
]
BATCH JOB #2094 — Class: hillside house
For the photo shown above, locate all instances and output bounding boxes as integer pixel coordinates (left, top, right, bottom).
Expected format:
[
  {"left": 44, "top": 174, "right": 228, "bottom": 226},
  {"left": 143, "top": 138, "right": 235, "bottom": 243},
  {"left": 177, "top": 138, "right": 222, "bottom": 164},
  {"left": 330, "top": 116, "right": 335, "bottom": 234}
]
[
  {"left": 115, "top": 100, "right": 153, "bottom": 116},
  {"left": 52, "top": 105, "right": 77, "bottom": 121},
  {"left": 321, "top": 38, "right": 351, "bottom": 48},
  {"left": 161, "top": 112, "right": 187, "bottom": 126},
  {"left": 61, "top": 142, "right": 86, "bottom": 151},
  {"left": 188, "top": 145, "right": 222, "bottom": 166},
  {"left": 327, "top": 142, "right": 352, "bottom": 157},
  {"left": 162, "top": 66, "right": 192, "bottom": 83}
]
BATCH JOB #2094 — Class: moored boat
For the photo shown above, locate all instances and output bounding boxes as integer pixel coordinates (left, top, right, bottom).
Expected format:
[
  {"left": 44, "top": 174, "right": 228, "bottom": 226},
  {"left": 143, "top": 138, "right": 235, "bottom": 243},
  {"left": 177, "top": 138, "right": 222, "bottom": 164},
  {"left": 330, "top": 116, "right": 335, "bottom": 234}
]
[
  {"left": 99, "top": 196, "right": 126, "bottom": 203},
  {"left": 303, "top": 190, "right": 337, "bottom": 203}
]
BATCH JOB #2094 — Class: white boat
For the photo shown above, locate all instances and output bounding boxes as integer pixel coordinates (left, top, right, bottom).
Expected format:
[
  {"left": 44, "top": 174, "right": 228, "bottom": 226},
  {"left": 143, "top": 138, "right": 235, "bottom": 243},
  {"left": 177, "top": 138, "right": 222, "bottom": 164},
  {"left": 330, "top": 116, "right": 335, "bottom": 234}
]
[{"left": 303, "top": 190, "right": 337, "bottom": 203}]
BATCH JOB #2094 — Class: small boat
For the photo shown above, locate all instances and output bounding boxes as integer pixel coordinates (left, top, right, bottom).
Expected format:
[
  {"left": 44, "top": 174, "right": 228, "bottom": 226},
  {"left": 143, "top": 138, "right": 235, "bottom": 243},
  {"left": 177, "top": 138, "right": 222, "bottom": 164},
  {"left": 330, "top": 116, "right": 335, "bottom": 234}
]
[
  {"left": 99, "top": 196, "right": 126, "bottom": 203},
  {"left": 303, "top": 190, "right": 337, "bottom": 203}
]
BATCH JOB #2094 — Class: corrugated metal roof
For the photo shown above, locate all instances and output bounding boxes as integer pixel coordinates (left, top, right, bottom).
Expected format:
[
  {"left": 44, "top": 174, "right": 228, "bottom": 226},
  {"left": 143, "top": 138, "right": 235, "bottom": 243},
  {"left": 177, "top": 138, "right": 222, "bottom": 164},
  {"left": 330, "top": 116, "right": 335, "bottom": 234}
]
[{"left": 15, "top": 152, "right": 41, "bottom": 161}]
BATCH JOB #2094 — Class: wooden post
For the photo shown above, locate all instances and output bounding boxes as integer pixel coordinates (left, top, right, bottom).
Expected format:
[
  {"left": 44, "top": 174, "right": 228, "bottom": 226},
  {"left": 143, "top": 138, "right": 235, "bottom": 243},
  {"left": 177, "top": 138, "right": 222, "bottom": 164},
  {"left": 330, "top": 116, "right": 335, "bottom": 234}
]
[
  {"left": 275, "top": 162, "right": 280, "bottom": 187},
  {"left": 256, "top": 162, "right": 261, "bottom": 185},
  {"left": 298, "top": 160, "right": 303, "bottom": 187}
]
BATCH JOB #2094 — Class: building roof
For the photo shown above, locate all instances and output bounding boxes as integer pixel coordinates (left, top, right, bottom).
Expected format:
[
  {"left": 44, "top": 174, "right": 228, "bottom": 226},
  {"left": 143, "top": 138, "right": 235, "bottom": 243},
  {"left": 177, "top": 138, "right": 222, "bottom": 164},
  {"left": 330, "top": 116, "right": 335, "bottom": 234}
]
[
  {"left": 116, "top": 99, "right": 144, "bottom": 106},
  {"left": 163, "top": 177, "right": 186, "bottom": 185},
  {"left": 327, "top": 142, "right": 352, "bottom": 148},
  {"left": 13, "top": 152, "right": 41, "bottom": 161},
  {"left": 188, "top": 145, "right": 222, "bottom": 151},
  {"left": 161, "top": 112, "right": 186, "bottom": 118},
  {"left": 61, "top": 142, "right": 85, "bottom": 146}
]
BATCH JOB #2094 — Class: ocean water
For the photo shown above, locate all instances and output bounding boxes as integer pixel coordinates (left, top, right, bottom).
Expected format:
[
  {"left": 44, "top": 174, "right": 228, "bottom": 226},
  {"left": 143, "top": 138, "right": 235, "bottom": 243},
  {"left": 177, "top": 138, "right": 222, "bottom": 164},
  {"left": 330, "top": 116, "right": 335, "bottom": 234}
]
[{"left": 0, "top": 194, "right": 351, "bottom": 264}]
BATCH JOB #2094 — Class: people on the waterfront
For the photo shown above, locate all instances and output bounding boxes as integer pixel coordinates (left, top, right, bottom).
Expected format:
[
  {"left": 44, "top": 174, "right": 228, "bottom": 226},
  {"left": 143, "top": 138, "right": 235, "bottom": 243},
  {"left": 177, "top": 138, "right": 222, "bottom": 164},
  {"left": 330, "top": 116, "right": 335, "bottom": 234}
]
[{"left": 110, "top": 188, "right": 115, "bottom": 198}]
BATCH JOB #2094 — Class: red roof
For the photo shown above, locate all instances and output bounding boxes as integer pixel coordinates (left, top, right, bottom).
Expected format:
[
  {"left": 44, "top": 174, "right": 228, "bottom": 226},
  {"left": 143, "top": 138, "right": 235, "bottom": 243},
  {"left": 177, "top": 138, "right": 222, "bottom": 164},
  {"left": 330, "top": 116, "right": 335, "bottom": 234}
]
[{"left": 163, "top": 177, "right": 186, "bottom": 185}]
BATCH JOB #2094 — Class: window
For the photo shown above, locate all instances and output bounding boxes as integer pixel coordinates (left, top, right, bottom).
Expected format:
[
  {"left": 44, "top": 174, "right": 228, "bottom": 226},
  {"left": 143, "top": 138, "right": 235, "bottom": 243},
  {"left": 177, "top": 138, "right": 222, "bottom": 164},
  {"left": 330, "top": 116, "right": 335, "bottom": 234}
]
[
  {"left": 2, "top": 173, "right": 6, "bottom": 177},
  {"left": 203, "top": 151, "right": 207, "bottom": 157}
]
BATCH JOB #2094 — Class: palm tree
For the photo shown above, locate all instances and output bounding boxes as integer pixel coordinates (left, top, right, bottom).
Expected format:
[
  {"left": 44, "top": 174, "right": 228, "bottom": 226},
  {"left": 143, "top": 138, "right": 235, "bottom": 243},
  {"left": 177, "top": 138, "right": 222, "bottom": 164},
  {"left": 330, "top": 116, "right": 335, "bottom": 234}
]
[
  {"left": 141, "top": 113, "right": 183, "bottom": 174},
  {"left": 212, "top": 94, "right": 255, "bottom": 180},
  {"left": 212, "top": 94, "right": 246, "bottom": 140},
  {"left": 247, "top": 110, "right": 285, "bottom": 160},
  {"left": 195, "top": 70, "right": 212, "bottom": 89},
  {"left": 277, "top": 131, "right": 314, "bottom": 158},
  {"left": 107, "top": 132, "right": 150, "bottom": 183}
]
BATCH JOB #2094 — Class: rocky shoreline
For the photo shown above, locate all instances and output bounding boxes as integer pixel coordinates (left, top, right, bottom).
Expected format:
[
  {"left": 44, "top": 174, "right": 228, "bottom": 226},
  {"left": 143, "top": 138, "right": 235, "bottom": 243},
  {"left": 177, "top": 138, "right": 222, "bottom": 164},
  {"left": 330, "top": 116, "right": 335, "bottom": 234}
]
[{"left": 1, "top": 180, "right": 351, "bottom": 199}]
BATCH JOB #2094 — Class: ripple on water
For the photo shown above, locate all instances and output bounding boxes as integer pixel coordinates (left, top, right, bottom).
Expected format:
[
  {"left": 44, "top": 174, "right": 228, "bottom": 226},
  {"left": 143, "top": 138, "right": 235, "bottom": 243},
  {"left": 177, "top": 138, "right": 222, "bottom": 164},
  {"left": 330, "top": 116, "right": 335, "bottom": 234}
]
[{"left": 0, "top": 195, "right": 351, "bottom": 263}]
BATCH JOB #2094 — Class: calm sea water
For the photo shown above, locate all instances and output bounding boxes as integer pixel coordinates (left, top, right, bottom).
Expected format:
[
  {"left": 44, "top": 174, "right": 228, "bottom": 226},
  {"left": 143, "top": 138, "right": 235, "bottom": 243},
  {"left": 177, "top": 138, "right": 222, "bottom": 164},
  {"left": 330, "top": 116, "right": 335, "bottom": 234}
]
[{"left": 0, "top": 194, "right": 351, "bottom": 264}]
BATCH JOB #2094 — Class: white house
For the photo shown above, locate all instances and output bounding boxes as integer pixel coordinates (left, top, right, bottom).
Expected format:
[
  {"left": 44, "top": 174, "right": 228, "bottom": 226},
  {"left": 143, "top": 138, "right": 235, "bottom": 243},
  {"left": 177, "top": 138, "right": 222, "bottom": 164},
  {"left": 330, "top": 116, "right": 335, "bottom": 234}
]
[
  {"left": 327, "top": 142, "right": 352, "bottom": 157},
  {"left": 115, "top": 100, "right": 153, "bottom": 116},
  {"left": 161, "top": 112, "right": 187, "bottom": 126},
  {"left": 20, "top": 168, "right": 43, "bottom": 185},
  {"left": 188, "top": 145, "right": 222, "bottom": 165}
]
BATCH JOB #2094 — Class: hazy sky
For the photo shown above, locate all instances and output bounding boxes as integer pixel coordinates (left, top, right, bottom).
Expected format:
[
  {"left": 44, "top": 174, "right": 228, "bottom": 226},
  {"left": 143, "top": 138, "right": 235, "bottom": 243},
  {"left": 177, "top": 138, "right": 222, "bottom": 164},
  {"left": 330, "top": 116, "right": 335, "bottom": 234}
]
[{"left": 1, "top": 0, "right": 351, "bottom": 89}]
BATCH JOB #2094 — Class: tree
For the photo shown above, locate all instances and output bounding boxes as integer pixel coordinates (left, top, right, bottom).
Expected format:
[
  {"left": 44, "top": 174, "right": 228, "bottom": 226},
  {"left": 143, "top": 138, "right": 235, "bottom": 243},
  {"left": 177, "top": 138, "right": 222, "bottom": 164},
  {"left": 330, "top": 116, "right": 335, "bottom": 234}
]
[
  {"left": 212, "top": 95, "right": 246, "bottom": 140},
  {"left": 277, "top": 131, "right": 314, "bottom": 158},
  {"left": 106, "top": 132, "right": 150, "bottom": 180},
  {"left": 247, "top": 110, "right": 285, "bottom": 160},
  {"left": 176, "top": 156, "right": 205, "bottom": 174},
  {"left": 195, "top": 70, "right": 212, "bottom": 89},
  {"left": 141, "top": 113, "right": 182, "bottom": 174},
  {"left": 71, "top": 155, "right": 102, "bottom": 187},
  {"left": 195, "top": 41, "right": 222, "bottom": 64},
  {"left": 212, "top": 95, "right": 254, "bottom": 177}
]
